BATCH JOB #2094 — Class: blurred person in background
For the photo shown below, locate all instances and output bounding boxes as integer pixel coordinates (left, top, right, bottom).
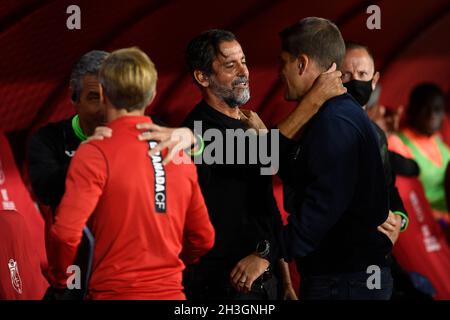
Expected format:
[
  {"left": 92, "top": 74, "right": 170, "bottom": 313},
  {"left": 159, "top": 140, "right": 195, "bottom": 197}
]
[{"left": 388, "top": 83, "right": 450, "bottom": 228}]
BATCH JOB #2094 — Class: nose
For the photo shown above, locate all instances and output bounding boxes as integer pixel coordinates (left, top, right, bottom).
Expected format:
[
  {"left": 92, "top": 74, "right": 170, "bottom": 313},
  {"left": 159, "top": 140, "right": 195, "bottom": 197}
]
[{"left": 237, "top": 62, "right": 249, "bottom": 78}]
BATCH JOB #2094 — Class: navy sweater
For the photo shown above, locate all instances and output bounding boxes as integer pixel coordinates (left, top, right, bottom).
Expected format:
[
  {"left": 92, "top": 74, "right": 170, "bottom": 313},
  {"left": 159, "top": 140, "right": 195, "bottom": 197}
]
[{"left": 280, "top": 93, "right": 392, "bottom": 276}]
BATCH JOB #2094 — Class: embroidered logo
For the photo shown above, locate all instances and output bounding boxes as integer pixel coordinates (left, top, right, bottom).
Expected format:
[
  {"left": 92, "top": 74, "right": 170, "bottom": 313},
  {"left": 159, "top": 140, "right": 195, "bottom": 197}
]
[{"left": 8, "top": 259, "right": 23, "bottom": 294}]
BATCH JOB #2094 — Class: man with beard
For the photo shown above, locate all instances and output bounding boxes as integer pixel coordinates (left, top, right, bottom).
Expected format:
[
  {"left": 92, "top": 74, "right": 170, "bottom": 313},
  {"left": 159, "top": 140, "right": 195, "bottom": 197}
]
[
  {"left": 182, "top": 30, "right": 281, "bottom": 300},
  {"left": 181, "top": 29, "right": 345, "bottom": 300}
]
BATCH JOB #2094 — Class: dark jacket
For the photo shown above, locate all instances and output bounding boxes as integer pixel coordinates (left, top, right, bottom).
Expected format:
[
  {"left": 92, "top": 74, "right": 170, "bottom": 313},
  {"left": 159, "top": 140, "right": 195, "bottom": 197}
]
[
  {"left": 280, "top": 94, "right": 391, "bottom": 276},
  {"left": 28, "top": 118, "right": 80, "bottom": 210}
]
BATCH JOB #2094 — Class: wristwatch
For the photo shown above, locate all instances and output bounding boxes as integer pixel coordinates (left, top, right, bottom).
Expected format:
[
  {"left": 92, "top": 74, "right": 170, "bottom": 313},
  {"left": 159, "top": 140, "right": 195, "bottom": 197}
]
[{"left": 255, "top": 240, "right": 270, "bottom": 259}]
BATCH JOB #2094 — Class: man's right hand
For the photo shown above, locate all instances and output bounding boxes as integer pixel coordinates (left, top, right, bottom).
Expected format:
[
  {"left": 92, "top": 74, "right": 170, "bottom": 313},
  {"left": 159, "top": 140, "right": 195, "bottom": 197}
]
[
  {"left": 305, "top": 62, "right": 347, "bottom": 108},
  {"left": 230, "top": 254, "right": 270, "bottom": 293}
]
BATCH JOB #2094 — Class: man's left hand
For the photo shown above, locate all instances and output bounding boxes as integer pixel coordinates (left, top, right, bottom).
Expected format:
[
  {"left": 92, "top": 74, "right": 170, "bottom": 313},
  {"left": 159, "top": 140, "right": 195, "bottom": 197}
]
[
  {"left": 377, "top": 211, "right": 402, "bottom": 245},
  {"left": 230, "top": 254, "right": 270, "bottom": 293},
  {"left": 136, "top": 123, "right": 196, "bottom": 165},
  {"left": 239, "top": 109, "right": 268, "bottom": 134}
]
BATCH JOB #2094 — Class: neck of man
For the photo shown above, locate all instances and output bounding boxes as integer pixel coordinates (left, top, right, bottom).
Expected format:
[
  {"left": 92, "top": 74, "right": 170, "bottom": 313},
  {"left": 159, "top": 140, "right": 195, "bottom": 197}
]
[
  {"left": 203, "top": 90, "right": 241, "bottom": 120},
  {"left": 106, "top": 104, "right": 145, "bottom": 123},
  {"left": 296, "top": 61, "right": 324, "bottom": 101},
  {"left": 302, "top": 71, "right": 322, "bottom": 101}
]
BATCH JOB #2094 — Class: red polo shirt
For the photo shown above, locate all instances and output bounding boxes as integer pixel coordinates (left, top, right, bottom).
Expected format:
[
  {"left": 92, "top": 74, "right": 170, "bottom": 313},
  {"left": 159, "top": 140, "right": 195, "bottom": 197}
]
[{"left": 47, "top": 116, "right": 214, "bottom": 300}]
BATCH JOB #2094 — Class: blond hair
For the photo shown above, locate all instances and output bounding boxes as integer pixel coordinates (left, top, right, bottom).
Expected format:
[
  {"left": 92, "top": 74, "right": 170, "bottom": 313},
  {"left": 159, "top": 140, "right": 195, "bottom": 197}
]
[{"left": 99, "top": 47, "right": 157, "bottom": 111}]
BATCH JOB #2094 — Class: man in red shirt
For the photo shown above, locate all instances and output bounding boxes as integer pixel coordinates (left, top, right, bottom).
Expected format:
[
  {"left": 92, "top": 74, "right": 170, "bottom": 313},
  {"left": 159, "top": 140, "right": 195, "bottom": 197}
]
[{"left": 47, "top": 47, "right": 215, "bottom": 300}]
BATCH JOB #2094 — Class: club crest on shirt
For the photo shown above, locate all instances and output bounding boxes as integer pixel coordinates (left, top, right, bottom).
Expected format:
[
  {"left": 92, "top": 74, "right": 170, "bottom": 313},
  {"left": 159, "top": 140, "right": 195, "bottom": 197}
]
[
  {"left": 65, "top": 150, "right": 76, "bottom": 157},
  {"left": 8, "top": 259, "right": 23, "bottom": 294}
]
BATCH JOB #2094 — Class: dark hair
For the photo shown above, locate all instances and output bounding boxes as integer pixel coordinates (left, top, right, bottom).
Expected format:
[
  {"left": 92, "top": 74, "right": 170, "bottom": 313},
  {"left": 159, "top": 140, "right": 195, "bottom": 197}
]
[
  {"left": 345, "top": 41, "right": 375, "bottom": 65},
  {"left": 279, "top": 17, "right": 345, "bottom": 70},
  {"left": 70, "top": 50, "right": 109, "bottom": 102},
  {"left": 407, "top": 83, "right": 445, "bottom": 124},
  {"left": 185, "top": 29, "right": 236, "bottom": 77}
]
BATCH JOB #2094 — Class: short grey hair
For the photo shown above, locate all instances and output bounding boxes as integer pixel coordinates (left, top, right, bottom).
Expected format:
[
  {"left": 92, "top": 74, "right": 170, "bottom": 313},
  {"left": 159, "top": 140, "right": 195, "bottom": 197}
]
[{"left": 70, "top": 50, "right": 109, "bottom": 102}]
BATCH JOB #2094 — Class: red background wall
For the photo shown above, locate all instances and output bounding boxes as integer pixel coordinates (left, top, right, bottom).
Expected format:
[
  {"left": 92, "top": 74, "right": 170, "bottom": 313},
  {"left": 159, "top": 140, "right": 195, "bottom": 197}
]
[
  {"left": 1, "top": 0, "right": 448, "bottom": 136},
  {"left": 1, "top": 0, "right": 449, "bottom": 297}
]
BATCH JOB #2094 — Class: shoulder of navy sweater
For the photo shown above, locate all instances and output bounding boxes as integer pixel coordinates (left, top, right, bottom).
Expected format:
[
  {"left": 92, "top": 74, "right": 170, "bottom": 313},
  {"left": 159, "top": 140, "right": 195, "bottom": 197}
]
[{"left": 311, "top": 93, "right": 370, "bottom": 136}]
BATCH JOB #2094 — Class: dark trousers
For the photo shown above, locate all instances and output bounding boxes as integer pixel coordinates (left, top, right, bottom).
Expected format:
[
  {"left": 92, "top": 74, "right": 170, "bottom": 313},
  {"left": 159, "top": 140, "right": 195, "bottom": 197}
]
[{"left": 300, "top": 267, "right": 393, "bottom": 300}]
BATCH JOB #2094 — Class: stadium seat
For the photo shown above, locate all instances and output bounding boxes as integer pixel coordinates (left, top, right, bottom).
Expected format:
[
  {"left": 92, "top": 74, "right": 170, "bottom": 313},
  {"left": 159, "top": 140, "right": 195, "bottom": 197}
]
[{"left": 393, "top": 176, "right": 450, "bottom": 299}]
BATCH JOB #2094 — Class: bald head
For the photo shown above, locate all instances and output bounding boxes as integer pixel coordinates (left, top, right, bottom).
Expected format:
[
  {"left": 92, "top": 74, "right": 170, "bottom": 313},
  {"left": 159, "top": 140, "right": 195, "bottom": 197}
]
[{"left": 341, "top": 43, "right": 380, "bottom": 107}]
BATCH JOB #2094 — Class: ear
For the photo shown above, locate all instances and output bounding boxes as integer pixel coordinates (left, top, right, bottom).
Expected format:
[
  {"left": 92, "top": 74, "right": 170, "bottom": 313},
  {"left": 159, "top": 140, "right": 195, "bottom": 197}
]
[
  {"left": 69, "top": 86, "right": 76, "bottom": 104},
  {"left": 297, "top": 54, "right": 309, "bottom": 76},
  {"left": 372, "top": 71, "right": 380, "bottom": 90},
  {"left": 193, "top": 70, "right": 210, "bottom": 88}
]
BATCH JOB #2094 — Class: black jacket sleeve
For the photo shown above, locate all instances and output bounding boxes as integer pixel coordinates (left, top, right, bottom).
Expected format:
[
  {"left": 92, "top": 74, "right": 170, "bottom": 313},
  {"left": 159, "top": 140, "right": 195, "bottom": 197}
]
[
  {"left": 389, "top": 151, "right": 420, "bottom": 177},
  {"left": 28, "top": 127, "right": 68, "bottom": 208}
]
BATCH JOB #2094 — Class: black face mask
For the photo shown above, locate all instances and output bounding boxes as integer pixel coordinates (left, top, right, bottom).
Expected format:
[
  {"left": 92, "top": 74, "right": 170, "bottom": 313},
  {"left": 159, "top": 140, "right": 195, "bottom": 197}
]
[{"left": 344, "top": 79, "right": 373, "bottom": 107}]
